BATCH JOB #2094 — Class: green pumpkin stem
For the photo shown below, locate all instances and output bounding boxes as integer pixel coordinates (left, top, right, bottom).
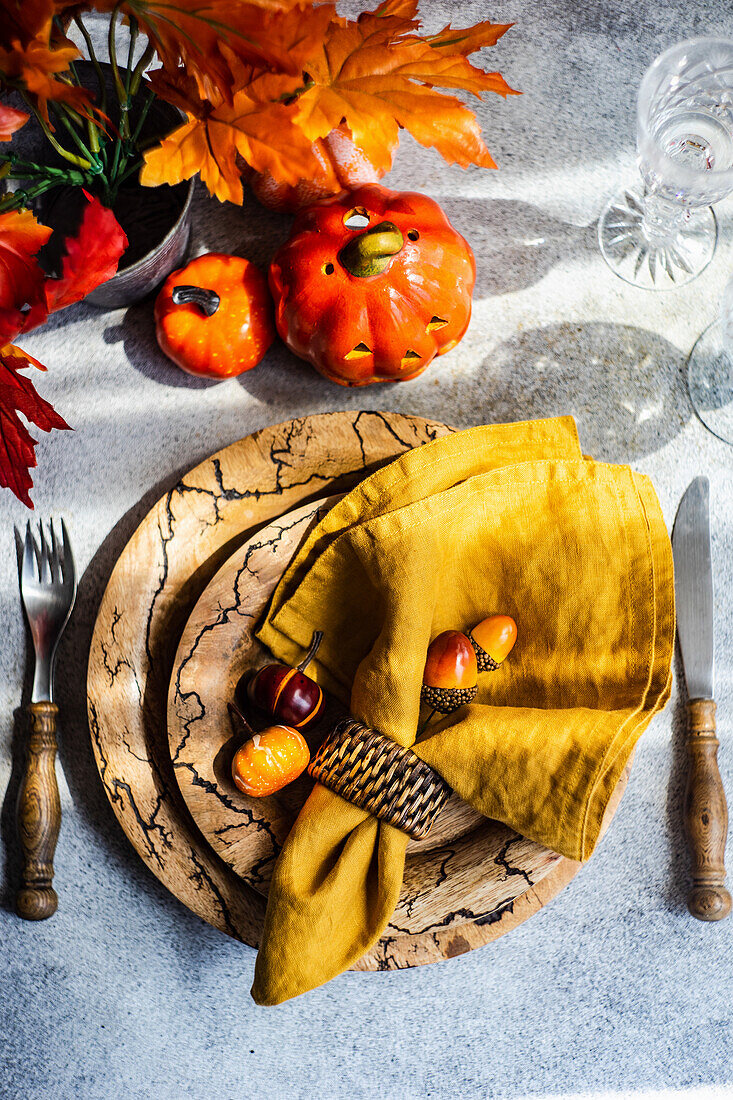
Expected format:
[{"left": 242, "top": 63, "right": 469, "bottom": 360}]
[
  {"left": 297, "top": 630, "right": 324, "bottom": 673},
  {"left": 339, "top": 221, "right": 404, "bottom": 278},
  {"left": 171, "top": 284, "right": 221, "bottom": 317}
]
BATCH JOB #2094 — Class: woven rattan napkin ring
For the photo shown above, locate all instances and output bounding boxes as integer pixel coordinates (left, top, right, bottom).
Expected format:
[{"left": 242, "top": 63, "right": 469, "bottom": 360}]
[{"left": 307, "top": 718, "right": 452, "bottom": 840}]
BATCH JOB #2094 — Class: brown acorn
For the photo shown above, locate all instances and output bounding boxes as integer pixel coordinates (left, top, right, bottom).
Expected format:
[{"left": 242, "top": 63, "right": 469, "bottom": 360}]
[
  {"left": 237, "top": 630, "right": 325, "bottom": 729},
  {"left": 468, "top": 615, "right": 517, "bottom": 672},
  {"left": 420, "top": 630, "right": 478, "bottom": 714}
]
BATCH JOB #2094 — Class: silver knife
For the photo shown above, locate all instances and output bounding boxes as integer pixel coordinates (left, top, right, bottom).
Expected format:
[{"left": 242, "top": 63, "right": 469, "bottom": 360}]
[{"left": 672, "top": 476, "right": 731, "bottom": 920}]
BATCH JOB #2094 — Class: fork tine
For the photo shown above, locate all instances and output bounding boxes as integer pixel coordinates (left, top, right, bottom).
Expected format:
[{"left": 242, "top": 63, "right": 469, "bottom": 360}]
[
  {"left": 49, "top": 518, "right": 60, "bottom": 584},
  {"left": 60, "top": 518, "right": 76, "bottom": 588},
  {"left": 13, "top": 525, "right": 24, "bottom": 578},
  {"left": 38, "top": 523, "right": 52, "bottom": 585},
  {"left": 23, "top": 520, "right": 39, "bottom": 584}
]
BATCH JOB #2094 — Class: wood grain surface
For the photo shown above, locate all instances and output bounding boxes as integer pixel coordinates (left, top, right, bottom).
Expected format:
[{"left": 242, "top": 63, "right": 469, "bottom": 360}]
[
  {"left": 169, "top": 498, "right": 572, "bottom": 937},
  {"left": 16, "top": 701, "right": 61, "bottom": 921},
  {"left": 88, "top": 411, "right": 629, "bottom": 968},
  {"left": 684, "top": 699, "right": 732, "bottom": 921}
]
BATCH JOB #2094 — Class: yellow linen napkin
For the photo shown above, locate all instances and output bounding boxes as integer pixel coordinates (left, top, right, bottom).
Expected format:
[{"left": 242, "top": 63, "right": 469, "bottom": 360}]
[{"left": 251, "top": 417, "right": 674, "bottom": 1005}]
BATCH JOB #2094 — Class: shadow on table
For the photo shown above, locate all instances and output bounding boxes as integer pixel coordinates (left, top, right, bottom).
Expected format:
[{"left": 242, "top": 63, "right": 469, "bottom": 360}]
[
  {"left": 438, "top": 198, "right": 599, "bottom": 299},
  {"left": 101, "top": 198, "right": 602, "bottom": 395},
  {"left": 455, "top": 320, "right": 691, "bottom": 462},
  {"left": 0, "top": 466, "right": 201, "bottom": 918}
]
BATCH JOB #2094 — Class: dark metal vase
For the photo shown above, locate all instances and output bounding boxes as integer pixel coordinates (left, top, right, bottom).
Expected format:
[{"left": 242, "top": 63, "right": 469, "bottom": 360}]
[{"left": 4, "top": 61, "right": 194, "bottom": 309}]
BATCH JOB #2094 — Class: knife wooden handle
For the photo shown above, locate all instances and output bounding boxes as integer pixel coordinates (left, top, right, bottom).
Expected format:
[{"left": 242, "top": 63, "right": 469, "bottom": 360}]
[
  {"left": 16, "top": 702, "right": 61, "bottom": 921},
  {"left": 685, "top": 699, "right": 731, "bottom": 921}
]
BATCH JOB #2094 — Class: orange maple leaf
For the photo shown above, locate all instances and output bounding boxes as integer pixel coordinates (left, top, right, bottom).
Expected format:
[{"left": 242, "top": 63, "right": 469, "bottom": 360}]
[
  {"left": 0, "top": 2, "right": 91, "bottom": 123},
  {"left": 140, "top": 67, "right": 335, "bottom": 203},
  {"left": 0, "top": 0, "right": 56, "bottom": 47},
  {"left": 294, "top": 3, "right": 518, "bottom": 173},
  {"left": 112, "top": 0, "right": 335, "bottom": 95}
]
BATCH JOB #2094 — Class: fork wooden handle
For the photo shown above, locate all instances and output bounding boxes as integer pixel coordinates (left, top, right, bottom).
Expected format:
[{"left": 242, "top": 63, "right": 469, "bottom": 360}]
[
  {"left": 685, "top": 699, "right": 731, "bottom": 921},
  {"left": 16, "top": 701, "right": 61, "bottom": 921}
]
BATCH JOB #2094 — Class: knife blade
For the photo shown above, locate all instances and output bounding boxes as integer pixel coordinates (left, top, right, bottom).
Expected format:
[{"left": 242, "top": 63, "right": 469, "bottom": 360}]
[
  {"left": 672, "top": 477, "right": 731, "bottom": 921},
  {"left": 673, "top": 477, "right": 714, "bottom": 699}
]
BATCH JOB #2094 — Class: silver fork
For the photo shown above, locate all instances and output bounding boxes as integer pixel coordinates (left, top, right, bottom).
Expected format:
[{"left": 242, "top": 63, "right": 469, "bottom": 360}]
[{"left": 15, "top": 518, "right": 76, "bottom": 920}]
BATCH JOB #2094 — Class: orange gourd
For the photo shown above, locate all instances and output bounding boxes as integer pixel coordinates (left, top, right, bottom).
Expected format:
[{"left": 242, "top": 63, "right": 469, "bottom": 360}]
[
  {"left": 155, "top": 252, "right": 274, "bottom": 378},
  {"left": 268, "top": 183, "right": 475, "bottom": 386},
  {"left": 231, "top": 724, "right": 310, "bottom": 798}
]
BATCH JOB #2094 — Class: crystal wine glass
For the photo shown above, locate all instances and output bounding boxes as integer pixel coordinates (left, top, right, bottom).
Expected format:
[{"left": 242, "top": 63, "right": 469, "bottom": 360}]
[
  {"left": 687, "top": 277, "right": 733, "bottom": 441},
  {"left": 598, "top": 38, "right": 733, "bottom": 290}
]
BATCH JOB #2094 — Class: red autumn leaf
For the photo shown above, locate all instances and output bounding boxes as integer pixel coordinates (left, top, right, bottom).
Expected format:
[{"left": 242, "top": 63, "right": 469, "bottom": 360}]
[
  {"left": 0, "top": 195, "right": 126, "bottom": 506},
  {"left": 0, "top": 343, "right": 70, "bottom": 508},
  {"left": 0, "top": 103, "right": 29, "bottom": 140},
  {"left": 0, "top": 208, "right": 52, "bottom": 343},
  {"left": 43, "top": 191, "right": 128, "bottom": 313}
]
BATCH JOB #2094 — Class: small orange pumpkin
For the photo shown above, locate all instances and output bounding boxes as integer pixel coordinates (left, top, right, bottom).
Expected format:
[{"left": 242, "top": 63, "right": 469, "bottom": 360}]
[
  {"left": 268, "top": 183, "right": 475, "bottom": 386},
  {"left": 155, "top": 252, "right": 274, "bottom": 378},
  {"left": 231, "top": 724, "right": 310, "bottom": 798}
]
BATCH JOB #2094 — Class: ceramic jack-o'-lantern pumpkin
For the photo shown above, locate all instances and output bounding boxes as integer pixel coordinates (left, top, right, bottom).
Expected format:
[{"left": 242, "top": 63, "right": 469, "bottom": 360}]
[{"left": 268, "top": 184, "right": 476, "bottom": 386}]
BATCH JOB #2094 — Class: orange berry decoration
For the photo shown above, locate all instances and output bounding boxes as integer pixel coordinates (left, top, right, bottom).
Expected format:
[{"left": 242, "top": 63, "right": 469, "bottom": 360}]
[
  {"left": 154, "top": 252, "right": 274, "bottom": 378},
  {"left": 468, "top": 615, "right": 518, "bottom": 672},
  {"left": 420, "top": 630, "right": 478, "bottom": 715},
  {"left": 231, "top": 724, "right": 310, "bottom": 798}
]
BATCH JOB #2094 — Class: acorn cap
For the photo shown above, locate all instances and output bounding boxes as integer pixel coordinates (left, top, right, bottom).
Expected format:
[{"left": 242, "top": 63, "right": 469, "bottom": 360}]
[{"left": 420, "top": 682, "right": 478, "bottom": 715}]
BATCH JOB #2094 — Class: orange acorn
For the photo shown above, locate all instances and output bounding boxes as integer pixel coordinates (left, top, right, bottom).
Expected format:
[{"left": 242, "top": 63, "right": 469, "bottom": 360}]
[
  {"left": 231, "top": 721, "right": 310, "bottom": 798},
  {"left": 468, "top": 615, "right": 517, "bottom": 672},
  {"left": 420, "top": 630, "right": 478, "bottom": 714}
]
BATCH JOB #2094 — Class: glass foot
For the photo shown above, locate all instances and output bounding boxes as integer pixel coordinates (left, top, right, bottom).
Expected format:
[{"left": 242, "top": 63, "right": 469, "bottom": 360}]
[
  {"left": 687, "top": 319, "right": 733, "bottom": 444},
  {"left": 598, "top": 184, "right": 717, "bottom": 289}
]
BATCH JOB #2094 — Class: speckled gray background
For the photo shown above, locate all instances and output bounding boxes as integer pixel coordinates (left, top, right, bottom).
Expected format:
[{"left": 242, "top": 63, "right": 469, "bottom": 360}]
[{"left": 3, "top": 2, "right": 733, "bottom": 1098}]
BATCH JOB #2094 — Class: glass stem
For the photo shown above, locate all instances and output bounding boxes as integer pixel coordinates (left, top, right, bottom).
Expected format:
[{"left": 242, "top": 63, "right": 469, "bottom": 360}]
[{"left": 640, "top": 189, "right": 690, "bottom": 248}]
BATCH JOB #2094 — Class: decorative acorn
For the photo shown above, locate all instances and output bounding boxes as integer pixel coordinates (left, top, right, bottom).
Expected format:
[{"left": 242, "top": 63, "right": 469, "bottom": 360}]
[
  {"left": 240, "top": 630, "right": 325, "bottom": 729},
  {"left": 468, "top": 615, "right": 517, "bottom": 672},
  {"left": 228, "top": 705, "right": 310, "bottom": 797},
  {"left": 420, "top": 630, "right": 478, "bottom": 715}
]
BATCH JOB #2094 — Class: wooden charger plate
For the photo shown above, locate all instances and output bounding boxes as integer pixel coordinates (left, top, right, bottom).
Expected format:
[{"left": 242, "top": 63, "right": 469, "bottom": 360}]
[
  {"left": 88, "top": 411, "right": 628, "bottom": 969},
  {"left": 170, "top": 496, "right": 574, "bottom": 936}
]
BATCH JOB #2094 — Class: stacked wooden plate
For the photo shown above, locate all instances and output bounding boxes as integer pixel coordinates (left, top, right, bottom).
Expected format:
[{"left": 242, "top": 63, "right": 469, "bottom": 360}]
[{"left": 87, "top": 411, "right": 627, "bottom": 969}]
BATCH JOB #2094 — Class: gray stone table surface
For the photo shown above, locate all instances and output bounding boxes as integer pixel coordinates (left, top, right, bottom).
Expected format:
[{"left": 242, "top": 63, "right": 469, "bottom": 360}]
[{"left": 2, "top": 2, "right": 733, "bottom": 1097}]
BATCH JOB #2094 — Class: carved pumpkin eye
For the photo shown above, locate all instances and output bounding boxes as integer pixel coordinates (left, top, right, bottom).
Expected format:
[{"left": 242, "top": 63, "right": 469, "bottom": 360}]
[
  {"left": 343, "top": 207, "right": 370, "bottom": 230},
  {"left": 427, "top": 316, "right": 448, "bottom": 331},
  {"left": 401, "top": 349, "right": 422, "bottom": 368},
  {"left": 323, "top": 262, "right": 335, "bottom": 275},
  {"left": 407, "top": 229, "right": 420, "bottom": 241},
  {"left": 344, "top": 342, "right": 372, "bottom": 360}
]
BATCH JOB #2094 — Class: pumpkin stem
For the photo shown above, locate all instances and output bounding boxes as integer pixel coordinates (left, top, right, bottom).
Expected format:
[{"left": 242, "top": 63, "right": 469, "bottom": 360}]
[
  {"left": 171, "top": 284, "right": 221, "bottom": 317},
  {"left": 339, "top": 221, "right": 404, "bottom": 278},
  {"left": 297, "top": 630, "right": 324, "bottom": 673},
  {"left": 228, "top": 702, "right": 255, "bottom": 741}
]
